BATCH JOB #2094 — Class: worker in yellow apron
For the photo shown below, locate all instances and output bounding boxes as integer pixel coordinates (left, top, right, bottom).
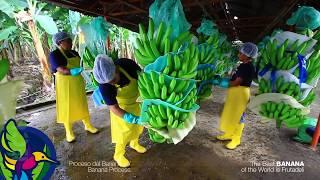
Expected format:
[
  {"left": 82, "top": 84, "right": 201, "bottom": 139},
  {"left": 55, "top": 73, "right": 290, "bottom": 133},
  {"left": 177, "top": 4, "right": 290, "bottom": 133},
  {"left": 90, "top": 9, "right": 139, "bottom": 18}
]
[
  {"left": 216, "top": 42, "right": 258, "bottom": 150},
  {"left": 93, "top": 54, "right": 146, "bottom": 168},
  {"left": 49, "top": 32, "right": 98, "bottom": 143}
]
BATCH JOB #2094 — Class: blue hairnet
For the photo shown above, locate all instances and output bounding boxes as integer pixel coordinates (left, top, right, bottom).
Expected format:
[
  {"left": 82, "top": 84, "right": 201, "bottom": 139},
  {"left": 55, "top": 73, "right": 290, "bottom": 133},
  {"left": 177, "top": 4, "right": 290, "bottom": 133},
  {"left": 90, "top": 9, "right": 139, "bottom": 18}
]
[
  {"left": 93, "top": 54, "right": 115, "bottom": 84},
  {"left": 53, "top": 32, "right": 71, "bottom": 45},
  {"left": 287, "top": 6, "right": 320, "bottom": 30},
  {"left": 239, "top": 42, "right": 258, "bottom": 58}
]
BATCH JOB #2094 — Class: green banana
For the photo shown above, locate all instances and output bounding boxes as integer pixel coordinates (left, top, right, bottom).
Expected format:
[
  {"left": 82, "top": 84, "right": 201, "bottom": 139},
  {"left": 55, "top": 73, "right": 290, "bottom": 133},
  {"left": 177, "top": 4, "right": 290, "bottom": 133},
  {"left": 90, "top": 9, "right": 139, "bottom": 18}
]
[
  {"left": 161, "top": 86, "right": 168, "bottom": 100},
  {"left": 158, "top": 105, "right": 167, "bottom": 119},
  {"left": 148, "top": 18, "right": 154, "bottom": 39},
  {"left": 156, "top": 22, "right": 165, "bottom": 48},
  {"left": 169, "top": 78, "right": 177, "bottom": 93}
]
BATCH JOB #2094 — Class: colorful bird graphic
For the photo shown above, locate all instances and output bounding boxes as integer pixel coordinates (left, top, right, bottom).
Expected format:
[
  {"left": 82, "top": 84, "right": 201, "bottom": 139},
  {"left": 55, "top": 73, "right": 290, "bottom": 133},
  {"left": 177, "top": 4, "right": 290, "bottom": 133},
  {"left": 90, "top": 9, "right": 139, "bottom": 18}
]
[{"left": 0, "top": 120, "right": 59, "bottom": 180}]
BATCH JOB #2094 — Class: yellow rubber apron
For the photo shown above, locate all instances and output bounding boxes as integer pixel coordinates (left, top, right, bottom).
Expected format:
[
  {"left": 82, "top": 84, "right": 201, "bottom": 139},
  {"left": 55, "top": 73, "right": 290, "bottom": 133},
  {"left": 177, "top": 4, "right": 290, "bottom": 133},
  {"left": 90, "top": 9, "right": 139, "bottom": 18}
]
[
  {"left": 55, "top": 49, "right": 89, "bottom": 124},
  {"left": 219, "top": 86, "right": 250, "bottom": 135},
  {"left": 110, "top": 67, "right": 144, "bottom": 144}
]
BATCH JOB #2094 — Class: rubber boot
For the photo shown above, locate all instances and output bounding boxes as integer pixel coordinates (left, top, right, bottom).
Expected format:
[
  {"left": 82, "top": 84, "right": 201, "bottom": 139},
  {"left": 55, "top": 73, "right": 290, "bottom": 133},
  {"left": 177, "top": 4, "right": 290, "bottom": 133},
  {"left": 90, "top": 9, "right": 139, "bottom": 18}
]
[
  {"left": 64, "top": 122, "right": 75, "bottom": 143},
  {"left": 216, "top": 133, "right": 233, "bottom": 141},
  {"left": 226, "top": 123, "right": 244, "bottom": 150},
  {"left": 82, "top": 118, "right": 98, "bottom": 134},
  {"left": 113, "top": 143, "right": 130, "bottom": 168},
  {"left": 130, "top": 139, "right": 147, "bottom": 153}
]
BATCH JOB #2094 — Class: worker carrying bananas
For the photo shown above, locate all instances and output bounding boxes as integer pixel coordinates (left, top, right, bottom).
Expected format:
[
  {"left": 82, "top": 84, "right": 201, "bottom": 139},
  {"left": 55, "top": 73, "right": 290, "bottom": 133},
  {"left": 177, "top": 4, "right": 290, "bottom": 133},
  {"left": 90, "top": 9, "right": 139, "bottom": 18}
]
[
  {"left": 216, "top": 42, "right": 258, "bottom": 150},
  {"left": 92, "top": 54, "right": 146, "bottom": 168},
  {"left": 49, "top": 32, "right": 98, "bottom": 143}
]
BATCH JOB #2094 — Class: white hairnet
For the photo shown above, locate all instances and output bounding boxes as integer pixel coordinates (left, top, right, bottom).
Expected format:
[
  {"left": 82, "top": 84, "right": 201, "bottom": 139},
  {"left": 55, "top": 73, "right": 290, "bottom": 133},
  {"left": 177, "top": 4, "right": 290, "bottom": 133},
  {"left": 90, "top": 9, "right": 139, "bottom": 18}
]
[
  {"left": 239, "top": 42, "right": 258, "bottom": 58},
  {"left": 53, "top": 32, "right": 70, "bottom": 45},
  {"left": 93, "top": 54, "right": 116, "bottom": 84}
]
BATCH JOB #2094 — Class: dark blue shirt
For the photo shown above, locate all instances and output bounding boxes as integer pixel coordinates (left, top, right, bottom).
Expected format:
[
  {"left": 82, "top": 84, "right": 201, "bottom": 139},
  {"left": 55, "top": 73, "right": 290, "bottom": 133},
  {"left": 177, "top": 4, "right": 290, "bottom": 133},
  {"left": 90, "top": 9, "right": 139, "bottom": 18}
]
[
  {"left": 49, "top": 49, "right": 80, "bottom": 73},
  {"left": 231, "top": 62, "right": 255, "bottom": 87},
  {"left": 99, "top": 58, "right": 141, "bottom": 105}
]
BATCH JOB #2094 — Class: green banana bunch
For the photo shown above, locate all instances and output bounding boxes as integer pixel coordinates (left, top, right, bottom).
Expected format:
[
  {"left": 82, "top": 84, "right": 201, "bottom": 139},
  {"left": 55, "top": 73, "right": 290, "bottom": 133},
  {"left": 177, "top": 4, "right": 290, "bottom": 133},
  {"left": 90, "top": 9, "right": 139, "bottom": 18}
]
[
  {"left": 135, "top": 18, "right": 199, "bottom": 142},
  {"left": 259, "top": 101, "right": 305, "bottom": 128},
  {"left": 146, "top": 103, "right": 190, "bottom": 130},
  {"left": 304, "top": 50, "right": 320, "bottom": 83},
  {"left": 300, "top": 91, "right": 316, "bottom": 106},
  {"left": 195, "top": 66, "right": 215, "bottom": 100},
  {"left": 197, "top": 84, "right": 212, "bottom": 100},
  {"left": 257, "top": 78, "right": 272, "bottom": 94},
  {"left": 196, "top": 68, "right": 215, "bottom": 81},
  {"left": 215, "top": 61, "right": 229, "bottom": 75},
  {"left": 82, "top": 47, "right": 100, "bottom": 87},
  {"left": 177, "top": 88, "right": 197, "bottom": 109},
  {"left": 138, "top": 72, "right": 192, "bottom": 102},
  {"left": 198, "top": 44, "right": 215, "bottom": 64},
  {"left": 135, "top": 18, "right": 193, "bottom": 67},
  {"left": 82, "top": 47, "right": 95, "bottom": 68},
  {"left": 162, "top": 44, "right": 199, "bottom": 79},
  {"left": 148, "top": 129, "right": 166, "bottom": 143},
  {"left": 220, "top": 41, "right": 233, "bottom": 54},
  {"left": 197, "top": 33, "right": 207, "bottom": 44},
  {"left": 257, "top": 31, "right": 320, "bottom": 129},
  {"left": 258, "top": 78, "right": 302, "bottom": 100},
  {"left": 259, "top": 39, "right": 314, "bottom": 71},
  {"left": 107, "top": 48, "right": 119, "bottom": 60},
  {"left": 299, "top": 28, "right": 314, "bottom": 37},
  {"left": 205, "top": 33, "right": 219, "bottom": 47}
]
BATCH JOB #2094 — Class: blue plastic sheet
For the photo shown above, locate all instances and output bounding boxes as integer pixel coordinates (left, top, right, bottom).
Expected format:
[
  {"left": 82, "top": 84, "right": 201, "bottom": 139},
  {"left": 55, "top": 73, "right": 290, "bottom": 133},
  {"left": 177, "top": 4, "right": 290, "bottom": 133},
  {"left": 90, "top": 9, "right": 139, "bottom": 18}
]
[
  {"left": 287, "top": 6, "right": 320, "bottom": 30},
  {"left": 196, "top": 18, "right": 218, "bottom": 36},
  {"left": 149, "top": 0, "right": 191, "bottom": 40},
  {"left": 140, "top": 99, "right": 200, "bottom": 123}
]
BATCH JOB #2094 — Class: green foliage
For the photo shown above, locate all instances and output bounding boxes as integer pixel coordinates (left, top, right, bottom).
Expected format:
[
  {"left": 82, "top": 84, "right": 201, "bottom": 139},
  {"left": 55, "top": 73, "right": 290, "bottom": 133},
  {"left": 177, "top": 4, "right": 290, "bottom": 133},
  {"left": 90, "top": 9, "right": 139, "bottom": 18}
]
[
  {"left": 0, "top": 0, "right": 15, "bottom": 17},
  {"left": 0, "top": 26, "right": 18, "bottom": 41},
  {"left": 35, "top": 15, "right": 58, "bottom": 35}
]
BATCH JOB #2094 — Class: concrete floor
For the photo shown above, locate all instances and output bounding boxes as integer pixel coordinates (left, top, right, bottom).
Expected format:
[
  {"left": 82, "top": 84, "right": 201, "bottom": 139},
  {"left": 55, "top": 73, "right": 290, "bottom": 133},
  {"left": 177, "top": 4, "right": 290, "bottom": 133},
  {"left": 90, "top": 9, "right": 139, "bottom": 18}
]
[{"left": 17, "top": 87, "right": 320, "bottom": 180}]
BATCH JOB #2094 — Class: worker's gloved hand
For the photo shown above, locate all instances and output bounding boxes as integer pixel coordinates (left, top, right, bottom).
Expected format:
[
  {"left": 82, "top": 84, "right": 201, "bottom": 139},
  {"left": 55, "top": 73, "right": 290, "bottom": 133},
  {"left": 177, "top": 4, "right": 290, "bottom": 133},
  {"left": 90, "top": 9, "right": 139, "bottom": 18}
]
[
  {"left": 70, "top": 67, "right": 83, "bottom": 76},
  {"left": 218, "top": 78, "right": 230, "bottom": 88},
  {"left": 210, "top": 79, "right": 220, "bottom": 85},
  {"left": 123, "top": 113, "right": 143, "bottom": 125},
  {"left": 211, "top": 75, "right": 221, "bottom": 85}
]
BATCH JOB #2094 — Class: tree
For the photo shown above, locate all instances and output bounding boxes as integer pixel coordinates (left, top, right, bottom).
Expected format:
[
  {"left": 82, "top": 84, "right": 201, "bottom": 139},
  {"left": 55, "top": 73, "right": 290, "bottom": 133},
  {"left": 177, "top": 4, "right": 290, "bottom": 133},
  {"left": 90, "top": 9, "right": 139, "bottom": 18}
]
[{"left": 0, "top": 0, "right": 59, "bottom": 89}]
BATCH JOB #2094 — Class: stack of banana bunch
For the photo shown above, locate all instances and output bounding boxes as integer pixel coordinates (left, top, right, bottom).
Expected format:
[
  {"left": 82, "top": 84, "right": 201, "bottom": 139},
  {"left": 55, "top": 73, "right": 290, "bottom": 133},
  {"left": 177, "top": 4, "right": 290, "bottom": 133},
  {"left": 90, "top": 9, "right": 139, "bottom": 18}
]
[
  {"left": 135, "top": 18, "right": 199, "bottom": 143},
  {"left": 255, "top": 37, "right": 320, "bottom": 128},
  {"left": 82, "top": 47, "right": 99, "bottom": 87},
  {"left": 196, "top": 33, "right": 235, "bottom": 100},
  {"left": 134, "top": 18, "right": 193, "bottom": 67},
  {"left": 195, "top": 33, "right": 218, "bottom": 99}
]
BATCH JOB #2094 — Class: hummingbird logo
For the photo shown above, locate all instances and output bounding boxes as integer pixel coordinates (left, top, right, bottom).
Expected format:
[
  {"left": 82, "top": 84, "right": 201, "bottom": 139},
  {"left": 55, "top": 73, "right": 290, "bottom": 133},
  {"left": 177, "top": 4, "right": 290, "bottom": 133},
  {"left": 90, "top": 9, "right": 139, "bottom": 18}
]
[{"left": 0, "top": 119, "right": 59, "bottom": 180}]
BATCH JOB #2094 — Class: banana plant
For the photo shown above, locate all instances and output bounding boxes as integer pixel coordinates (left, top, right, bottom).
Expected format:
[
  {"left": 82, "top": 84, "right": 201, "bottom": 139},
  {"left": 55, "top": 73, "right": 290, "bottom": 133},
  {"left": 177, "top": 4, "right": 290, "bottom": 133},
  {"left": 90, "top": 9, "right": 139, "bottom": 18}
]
[{"left": 0, "top": 0, "right": 60, "bottom": 88}]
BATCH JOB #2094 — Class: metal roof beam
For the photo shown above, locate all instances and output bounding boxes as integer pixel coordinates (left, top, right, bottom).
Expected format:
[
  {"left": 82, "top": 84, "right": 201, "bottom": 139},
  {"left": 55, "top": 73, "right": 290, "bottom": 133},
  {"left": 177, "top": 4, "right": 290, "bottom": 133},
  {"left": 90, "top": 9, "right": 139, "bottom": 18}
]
[
  {"left": 255, "top": 0, "right": 301, "bottom": 42},
  {"left": 117, "top": 0, "right": 147, "bottom": 13}
]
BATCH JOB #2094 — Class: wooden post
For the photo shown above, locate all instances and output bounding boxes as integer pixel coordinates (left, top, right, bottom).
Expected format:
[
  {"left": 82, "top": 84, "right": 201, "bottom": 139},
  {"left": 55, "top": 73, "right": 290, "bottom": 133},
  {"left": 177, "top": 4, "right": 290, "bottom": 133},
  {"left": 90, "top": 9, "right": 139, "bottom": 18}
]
[{"left": 311, "top": 114, "right": 320, "bottom": 150}]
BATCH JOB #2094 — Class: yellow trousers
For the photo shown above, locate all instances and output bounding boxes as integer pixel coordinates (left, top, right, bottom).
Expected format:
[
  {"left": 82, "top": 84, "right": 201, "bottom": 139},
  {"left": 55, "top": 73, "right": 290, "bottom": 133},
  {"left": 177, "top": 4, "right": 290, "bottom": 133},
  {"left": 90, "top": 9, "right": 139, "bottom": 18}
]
[{"left": 219, "top": 86, "right": 250, "bottom": 138}]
